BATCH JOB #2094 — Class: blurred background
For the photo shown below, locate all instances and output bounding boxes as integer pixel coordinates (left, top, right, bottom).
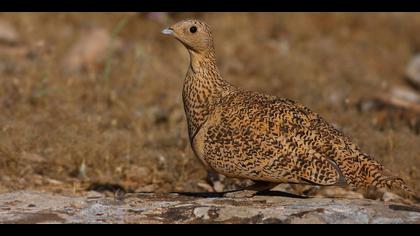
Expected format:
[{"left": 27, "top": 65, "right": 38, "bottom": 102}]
[{"left": 0, "top": 13, "right": 419, "bottom": 199}]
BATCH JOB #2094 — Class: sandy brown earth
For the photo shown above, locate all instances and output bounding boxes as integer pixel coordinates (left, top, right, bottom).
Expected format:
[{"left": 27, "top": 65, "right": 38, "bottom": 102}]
[{"left": 0, "top": 13, "right": 419, "bottom": 200}]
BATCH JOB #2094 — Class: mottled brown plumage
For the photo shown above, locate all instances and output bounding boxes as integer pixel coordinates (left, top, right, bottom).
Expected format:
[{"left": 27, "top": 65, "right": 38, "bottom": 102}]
[{"left": 162, "top": 19, "right": 414, "bottom": 198}]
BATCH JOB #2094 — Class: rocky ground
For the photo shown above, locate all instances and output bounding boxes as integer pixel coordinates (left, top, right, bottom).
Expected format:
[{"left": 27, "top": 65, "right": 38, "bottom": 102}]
[{"left": 0, "top": 190, "right": 419, "bottom": 224}]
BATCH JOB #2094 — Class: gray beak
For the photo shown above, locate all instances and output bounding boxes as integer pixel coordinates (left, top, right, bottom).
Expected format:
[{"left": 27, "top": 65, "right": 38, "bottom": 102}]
[{"left": 161, "top": 28, "right": 174, "bottom": 35}]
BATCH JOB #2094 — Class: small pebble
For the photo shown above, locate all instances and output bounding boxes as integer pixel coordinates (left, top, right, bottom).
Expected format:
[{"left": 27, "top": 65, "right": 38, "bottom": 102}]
[
  {"left": 406, "top": 54, "right": 420, "bottom": 89},
  {"left": 0, "top": 20, "right": 19, "bottom": 44}
]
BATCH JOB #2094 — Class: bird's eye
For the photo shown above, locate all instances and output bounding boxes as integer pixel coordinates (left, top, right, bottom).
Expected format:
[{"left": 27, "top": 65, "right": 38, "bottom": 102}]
[{"left": 190, "top": 26, "right": 197, "bottom": 33}]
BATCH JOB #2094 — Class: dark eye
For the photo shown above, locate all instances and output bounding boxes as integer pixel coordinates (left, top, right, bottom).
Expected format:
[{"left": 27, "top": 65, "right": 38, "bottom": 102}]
[{"left": 189, "top": 26, "right": 197, "bottom": 33}]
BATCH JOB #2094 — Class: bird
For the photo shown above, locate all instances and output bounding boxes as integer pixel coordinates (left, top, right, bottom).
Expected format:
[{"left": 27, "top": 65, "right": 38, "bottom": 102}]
[{"left": 161, "top": 19, "right": 415, "bottom": 199}]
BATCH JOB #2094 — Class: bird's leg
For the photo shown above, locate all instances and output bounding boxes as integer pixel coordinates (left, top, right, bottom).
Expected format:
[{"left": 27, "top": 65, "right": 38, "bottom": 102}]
[{"left": 224, "top": 181, "right": 278, "bottom": 198}]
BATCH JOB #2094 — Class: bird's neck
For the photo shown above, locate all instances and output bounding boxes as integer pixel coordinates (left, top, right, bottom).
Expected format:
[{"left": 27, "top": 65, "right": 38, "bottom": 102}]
[{"left": 182, "top": 50, "right": 233, "bottom": 140}]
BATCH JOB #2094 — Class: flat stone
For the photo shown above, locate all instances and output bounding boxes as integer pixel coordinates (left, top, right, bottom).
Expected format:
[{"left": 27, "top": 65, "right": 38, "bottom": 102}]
[{"left": 0, "top": 190, "right": 418, "bottom": 224}]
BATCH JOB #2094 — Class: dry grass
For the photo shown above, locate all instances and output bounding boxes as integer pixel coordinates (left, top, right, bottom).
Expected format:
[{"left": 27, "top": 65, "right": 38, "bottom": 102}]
[{"left": 0, "top": 13, "right": 419, "bottom": 196}]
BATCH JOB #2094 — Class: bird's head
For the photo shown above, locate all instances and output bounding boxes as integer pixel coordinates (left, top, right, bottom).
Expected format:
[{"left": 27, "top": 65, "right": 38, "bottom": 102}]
[{"left": 161, "top": 19, "right": 215, "bottom": 54}]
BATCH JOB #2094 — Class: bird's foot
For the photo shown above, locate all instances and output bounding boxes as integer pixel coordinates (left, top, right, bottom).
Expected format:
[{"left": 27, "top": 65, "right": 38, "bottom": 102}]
[
  {"left": 223, "top": 182, "right": 278, "bottom": 198},
  {"left": 223, "top": 190, "right": 258, "bottom": 198}
]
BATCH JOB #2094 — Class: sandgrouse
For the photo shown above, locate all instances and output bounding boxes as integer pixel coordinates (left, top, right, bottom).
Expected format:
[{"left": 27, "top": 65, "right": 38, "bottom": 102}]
[{"left": 162, "top": 19, "right": 415, "bottom": 198}]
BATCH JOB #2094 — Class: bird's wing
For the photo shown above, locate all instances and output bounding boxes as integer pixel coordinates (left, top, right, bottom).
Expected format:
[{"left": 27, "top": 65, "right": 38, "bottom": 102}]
[{"left": 205, "top": 91, "right": 347, "bottom": 186}]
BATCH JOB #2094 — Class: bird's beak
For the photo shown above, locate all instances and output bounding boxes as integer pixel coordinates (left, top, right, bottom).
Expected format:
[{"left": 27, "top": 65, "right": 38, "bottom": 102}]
[{"left": 161, "top": 27, "right": 174, "bottom": 35}]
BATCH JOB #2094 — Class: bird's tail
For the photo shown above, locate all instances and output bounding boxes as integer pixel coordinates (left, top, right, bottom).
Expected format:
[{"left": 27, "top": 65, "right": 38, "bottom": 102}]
[
  {"left": 377, "top": 174, "right": 415, "bottom": 198},
  {"left": 344, "top": 153, "right": 416, "bottom": 199}
]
